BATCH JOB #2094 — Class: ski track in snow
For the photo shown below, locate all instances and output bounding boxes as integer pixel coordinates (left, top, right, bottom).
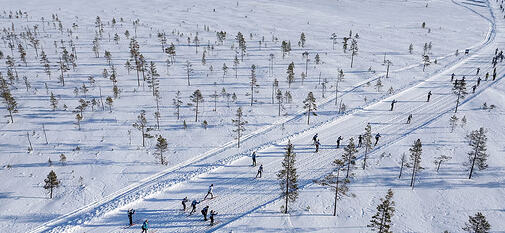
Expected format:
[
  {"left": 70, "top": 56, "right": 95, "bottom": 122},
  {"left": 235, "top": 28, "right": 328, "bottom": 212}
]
[{"left": 29, "top": 0, "right": 504, "bottom": 232}]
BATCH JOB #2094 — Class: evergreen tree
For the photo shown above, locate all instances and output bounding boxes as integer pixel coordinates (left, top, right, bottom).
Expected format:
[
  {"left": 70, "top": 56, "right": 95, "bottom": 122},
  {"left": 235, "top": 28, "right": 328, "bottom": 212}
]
[
  {"left": 409, "top": 43, "right": 413, "bottom": 54},
  {"left": 147, "top": 61, "right": 160, "bottom": 96},
  {"left": 350, "top": 39, "right": 358, "bottom": 68},
  {"left": 0, "top": 77, "right": 17, "bottom": 123},
  {"left": 315, "top": 159, "right": 352, "bottom": 216},
  {"left": 453, "top": 78, "right": 467, "bottom": 113},
  {"left": 232, "top": 107, "right": 247, "bottom": 148},
  {"left": 462, "top": 212, "right": 491, "bottom": 233},
  {"left": 433, "top": 155, "right": 452, "bottom": 172},
  {"left": 303, "top": 92, "right": 317, "bottom": 125},
  {"left": 58, "top": 57, "right": 69, "bottom": 86},
  {"left": 409, "top": 139, "right": 423, "bottom": 189},
  {"left": 189, "top": 89, "right": 204, "bottom": 122},
  {"left": 466, "top": 128, "right": 488, "bottom": 179},
  {"left": 233, "top": 54, "right": 239, "bottom": 79},
  {"left": 222, "top": 63, "right": 228, "bottom": 80},
  {"left": 276, "top": 89, "right": 284, "bottom": 116},
  {"left": 299, "top": 32, "right": 306, "bottom": 47},
  {"left": 133, "top": 110, "right": 148, "bottom": 147},
  {"left": 173, "top": 91, "right": 182, "bottom": 120},
  {"left": 44, "top": 170, "right": 60, "bottom": 199},
  {"left": 449, "top": 115, "right": 459, "bottom": 133},
  {"left": 185, "top": 60, "right": 193, "bottom": 86},
  {"left": 75, "top": 113, "right": 82, "bottom": 130},
  {"left": 363, "top": 123, "right": 373, "bottom": 169},
  {"left": 342, "top": 137, "right": 358, "bottom": 178},
  {"left": 367, "top": 189, "right": 395, "bottom": 233},
  {"left": 277, "top": 142, "right": 298, "bottom": 214},
  {"left": 249, "top": 65, "right": 258, "bottom": 106},
  {"left": 155, "top": 135, "right": 168, "bottom": 165},
  {"left": 236, "top": 32, "right": 247, "bottom": 61},
  {"left": 50, "top": 92, "right": 58, "bottom": 110},
  {"left": 40, "top": 51, "right": 51, "bottom": 78},
  {"left": 106, "top": 96, "right": 113, "bottom": 112},
  {"left": 286, "top": 62, "right": 295, "bottom": 88}
]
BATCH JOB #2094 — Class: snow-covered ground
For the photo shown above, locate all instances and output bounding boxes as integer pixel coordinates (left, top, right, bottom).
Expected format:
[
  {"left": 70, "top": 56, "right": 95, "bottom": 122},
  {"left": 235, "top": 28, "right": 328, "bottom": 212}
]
[{"left": 0, "top": 0, "right": 503, "bottom": 232}]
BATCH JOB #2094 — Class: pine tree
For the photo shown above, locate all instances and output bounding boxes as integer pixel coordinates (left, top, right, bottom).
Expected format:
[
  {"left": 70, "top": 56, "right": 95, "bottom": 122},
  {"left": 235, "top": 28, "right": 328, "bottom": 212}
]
[
  {"left": 232, "top": 107, "right": 247, "bottom": 148},
  {"left": 422, "top": 55, "right": 430, "bottom": 72},
  {"left": 44, "top": 170, "right": 60, "bottom": 199},
  {"left": 0, "top": 77, "right": 17, "bottom": 123},
  {"left": 303, "top": 92, "right": 317, "bottom": 125},
  {"left": 222, "top": 63, "right": 228, "bottom": 81},
  {"left": 173, "top": 91, "right": 182, "bottom": 120},
  {"left": 189, "top": 89, "right": 204, "bottom": 122},
  {"left": 155, "top": 135, "right": 168, "bottom": 165},
  {"left": 299, "top": 32, "right": 306, "bottom": 47},
  {"left": 315, "top": 159, "right": 352, "bottom": 216},
  {"left": 276, "top": 89, "right": 284, "bottom": 116},
  {"left": 409, "top": 43, "right": 413, "bottom": 54},
  {"left": 398, "top": 153, "right": 407, "bottom": 178},
  {"left": 342, "top": 137, "right": 358, "bottom": 178},
  {"left": 363, "top": 123, "right": 373, "bottom": 169},
  {"left": 367, "top": 189, "right": 395, "bottom": 233},
  {"left": 453, "top": 78, "right": 467, "bottom": 113},
  {"left": 281, "top": 40, "right": 291, "bottom": 58},
  {"left": 249, "top": 65, "right": 258, "bottom": 106},
  {"left": 278, "top": 142, "right": 298, "bottom": 214},
  {"left": 129, "top": 38, "right": 141, "bottom": 86},
  {"left": 233, "top": 54, "right": 239, "bottom": 79},
  {"left": 236, "top": 32, "right": 247, "bottom": 61},
  {"left": 133, "top": 110, "right": 148, "bottom": 147},
  {"left": 466, "top": 128, "right": 488, "bottom": 179},
  {"left": 433, "top": 155, "right": 452, "bottom": 172},
  {"left": 185, "top": 60, "right": 193, "bottom": 86},
  {"left": 58, "top": 57, "right": 69, "bottom": 86},
  {"left": 409, "top": 139, "right": 423, "bottom": 189},
  {"left": 147, "top": 61, "right": 160, "bottom": 96},
  {"left": 449, "top": 115, "right": 459, "bottom": 133},
  {"left": 286, "top": 62, "right": 295, "bottom": 88},
  {"left": 350, "top": 39, "right": 358, "bottom": 68},
  {"left": 106, "top": 96, "right": 113, "bottom": 112},
  {"left": 40, "top": 51, "right": 51, "bottom": 78},
  {"left": 462, "top": 212, "right": 491, "bottom": 233},
  {"left": 75, "top": 113, "right": 82, "bottom": 130},
  {"left": 49, "top": 92, "right": 58, "bottom": 110}
]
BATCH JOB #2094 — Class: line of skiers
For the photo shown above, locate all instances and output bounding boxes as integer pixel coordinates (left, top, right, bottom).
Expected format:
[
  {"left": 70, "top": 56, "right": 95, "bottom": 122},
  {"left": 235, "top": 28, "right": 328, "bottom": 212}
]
[{"left": 311, "top": 131, "right": 383, "bottom": 153}]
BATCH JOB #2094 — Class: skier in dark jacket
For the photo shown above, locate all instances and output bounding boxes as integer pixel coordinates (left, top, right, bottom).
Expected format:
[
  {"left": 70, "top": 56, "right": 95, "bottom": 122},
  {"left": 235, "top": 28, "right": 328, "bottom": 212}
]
[
  {"left": 374, "top": 133, "right": 381, "bottom": 146},
  {"left": 127, "top": 209, "right": 135, "bottom": 226},
  {"left": 141, "top": 220, "right": 148, "bottom": 233},
  {"left": 256, "top": 164, "right": 263, "bottom": 178},
  {"left": 476, "top": 67, "right": 480, "bottom": 75},
  {"left": 358, "top": 134, "right": 363, "bottom": 147},
  {"left": 427, "top": 91, "right": 432, "bottom": 102},
  {"left": 204, "top": 184, "right": 214, "bottom": 200},
  {"left": 312, "top": 133, "right": 318, "bottom": 145},
  {"left": 182, "top": 197, "right": 189, "bottom": 211},
  {"left": 189, "top": 200, "right": 200, "bottom": 215},
  {"left": 251, "top": 151, "right": 257, "bottom": 167},
  {"left": 472, "top": 85, "right": 477, "bottom": 93},
  {"left": 485, "top": 72, "right": 489, "bottom": 81},
  {"left": 201, "top": 206, "right": 209, "bottom": 221},
  {"left": 451, "top": 73, "right": 455, "bottom": 82},
  {"left": 336, "top": 136, "right": 343, "bottom": 148},
  {"left": 406, "top": 114, "right": 412, "bottom": 124},
  {"left": 315, "top": 139, "right": 320, "bottom": 152},
  {"left": 477, "top": 77, "right": 481, "bottom": 86},
  {"left": 210, "top": 210, "right": 218, "bottom": 226},
  {"left": 390, "top": 100, "right": 397, "bottom": 111}
]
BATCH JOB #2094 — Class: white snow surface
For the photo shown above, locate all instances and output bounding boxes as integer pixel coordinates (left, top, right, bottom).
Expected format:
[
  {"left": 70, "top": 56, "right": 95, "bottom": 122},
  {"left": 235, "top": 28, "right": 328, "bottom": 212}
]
[{"left": 0, "top": 0, "right": 504, "bottom": 232}]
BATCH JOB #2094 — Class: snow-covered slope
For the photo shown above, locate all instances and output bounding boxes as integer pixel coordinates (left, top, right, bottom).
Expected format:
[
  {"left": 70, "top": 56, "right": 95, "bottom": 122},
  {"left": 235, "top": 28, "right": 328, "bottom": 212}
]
[{"left": 0, "top": 0, "right": 502, "bottom": 232}]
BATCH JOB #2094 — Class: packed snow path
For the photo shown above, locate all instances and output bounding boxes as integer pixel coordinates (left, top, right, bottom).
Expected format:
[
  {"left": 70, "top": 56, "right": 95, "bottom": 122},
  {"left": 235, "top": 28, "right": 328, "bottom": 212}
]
[{"left": 54, "top": 0, "right": 505, "bottom": 232}]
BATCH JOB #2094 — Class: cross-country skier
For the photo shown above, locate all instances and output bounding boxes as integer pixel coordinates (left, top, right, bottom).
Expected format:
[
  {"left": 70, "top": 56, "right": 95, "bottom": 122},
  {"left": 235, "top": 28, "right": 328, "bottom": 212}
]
[
  {"left": 336, "top": 136, "right": 343, "bottom": 148},
  {"left": 190, "top": 200, "right": 200, "bottom": 215},
  {"left": 251, "top": 151, "right": 257, "bottom": 167},
  {"left": 312, "top": 133, "right": 318, "bottom": 145},
  {"left": 201, "top": 206, "right": 209, "bottom": 221},
  {"left": 477, "top": 77, "right": 481, "bottom": 86},
  {"left": 315, "top": 139, "right": 320, "bottom": 152},
  {"left": 485, "top": 72, "right": 489, "bottom": 81},
  {"left": 406, "top": 114, "right": 412, "bottom": 124},
  {"left": 256, "top": 164, "right": 263, "bottom": 178},
  {"left": 390, "top": 100, "right": 397, "bottom": 111},
  {"left": 374, "top": 133, "right": 381, "bottom": 146},
  {"left": 358, "top": 134, "right": 363, "bottom": 147},
  {"left": 210, "top": 210, "right": 218, "bottom": 226},
  {"left": 476, "top": 67, "right": 480, "bottom": 75},
  {"left": 451, "top": 73, "right": 455, "bottom": 82},
  {"left": 182, "top": 197, "right": 189, "bottom": 211},
  {"left": 141, "top": 219, "right": 148, "bottom": 233},
  {"left": 204, "top": 184, "right": 214, "bottom": 200},
  {"left": 427, "top": 91, "right": 432, "bottom": 102},
  {"left": 127, "top": 209, "right": 135, "bottom": 226},
  {"left": 472, "top": 85, "right": 477, "bottom": 93}
]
